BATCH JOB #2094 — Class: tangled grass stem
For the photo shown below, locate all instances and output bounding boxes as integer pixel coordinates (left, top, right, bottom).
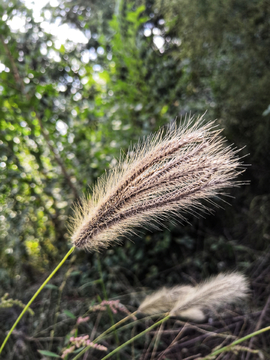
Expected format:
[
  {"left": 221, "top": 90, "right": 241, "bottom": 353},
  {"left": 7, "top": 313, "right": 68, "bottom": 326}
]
[
  {"left": 71, "top": 310, "right": 138, "bottom": 360},
  {"left": 0, "top": 246, "right": 75, "bottom": 354},
  {"left": 99, "top": 314, "right": 171, "bottom": 360},
  {"left": 96, "top": 253, "right": 120, "bottom": 357},
  {"left": 199, "top": 325, "right": 270, "bottom": 359}
]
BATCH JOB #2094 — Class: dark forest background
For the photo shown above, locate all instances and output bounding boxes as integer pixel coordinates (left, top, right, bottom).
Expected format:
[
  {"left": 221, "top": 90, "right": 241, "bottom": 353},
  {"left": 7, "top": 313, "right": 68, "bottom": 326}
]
[{"left": 0, "top": 0, "right": 270, "bottom": 359}]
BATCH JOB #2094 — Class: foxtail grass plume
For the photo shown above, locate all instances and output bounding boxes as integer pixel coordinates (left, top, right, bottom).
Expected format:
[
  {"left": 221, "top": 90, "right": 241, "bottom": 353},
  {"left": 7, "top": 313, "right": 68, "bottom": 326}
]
[
  {"left": 139, "top": 273, "right": 249, "bottom": 321},
  {"left": 70, "top": 115, "right": 245, "bottom": 251}
]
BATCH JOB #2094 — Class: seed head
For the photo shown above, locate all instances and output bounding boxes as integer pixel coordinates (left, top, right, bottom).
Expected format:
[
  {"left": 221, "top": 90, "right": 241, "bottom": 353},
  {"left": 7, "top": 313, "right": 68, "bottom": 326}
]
[
  {"left": 139, "top": 272, "right": 249, "bottom": 321},
  {"left": 69, "top": 115, "right": 245, "bottom": 251}
]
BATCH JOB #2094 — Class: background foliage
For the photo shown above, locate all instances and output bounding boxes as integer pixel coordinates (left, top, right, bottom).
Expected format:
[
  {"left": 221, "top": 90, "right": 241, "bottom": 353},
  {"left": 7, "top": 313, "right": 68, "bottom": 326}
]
[{"left": 0, "top": 0, "right": 269, "bottom": 358}]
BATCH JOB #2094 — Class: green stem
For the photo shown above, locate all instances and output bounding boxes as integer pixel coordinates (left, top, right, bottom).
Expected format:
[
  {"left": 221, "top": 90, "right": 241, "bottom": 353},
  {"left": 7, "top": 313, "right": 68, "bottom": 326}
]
[
  {"left": 96, "top": 254, "right": 108, "bottom": 301},
  {"left": 71, "top": 311, "right": 138, "bottom": 360},
  {"left": 0, "top": 246, "right": 75, "bottom": 354},
  {"left": 100, "top": 314, "right": 170, "bottom": 360},
  {"left": 93, "top": 311, "right": 138, "bottom": 344},
  {"left": 200, "top": 325, "right": 270, "bottom": 359},
  {"left": 49, "top": 266, "right": 74, "bottom": 350},
  {"left": 96, "top": 254, "right": 120, "bottom": 357}
]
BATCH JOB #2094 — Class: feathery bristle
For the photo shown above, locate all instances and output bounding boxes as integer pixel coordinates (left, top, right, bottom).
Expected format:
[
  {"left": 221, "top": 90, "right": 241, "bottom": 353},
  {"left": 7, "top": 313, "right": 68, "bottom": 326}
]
[
  {"left": 70, "top": 115, "right": 245, "bottom": 251},
  {"left": 138, "top": 285, "right": 193, "bottom": 316},
  {"left": 138, "top": 273, "right": 249, "bottom": 321}
]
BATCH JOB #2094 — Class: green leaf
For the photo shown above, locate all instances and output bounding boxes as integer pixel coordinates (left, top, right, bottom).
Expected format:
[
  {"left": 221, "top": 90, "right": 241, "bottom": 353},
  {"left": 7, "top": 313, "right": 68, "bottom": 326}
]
[
  {"left": 37, "top": 350, "right": 60, "bottom": 357},
  {"left": 45, "top": 284, "right": 58, "bottom": 290},
  {"left": 70, "top": 270, "right": 81, "bottom": 276},
  {"left": 63, "top": 310, "right": 76, "bottom": 319},
  {"left": 59, "top": 44, "right": 65, "bottom": 54}
]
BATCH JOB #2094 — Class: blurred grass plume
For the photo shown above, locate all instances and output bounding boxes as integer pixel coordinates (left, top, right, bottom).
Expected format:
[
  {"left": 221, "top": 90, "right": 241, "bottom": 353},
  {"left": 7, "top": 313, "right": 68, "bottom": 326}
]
[{"left": 139, "top": 272, "right": 249, "bottom": 321}]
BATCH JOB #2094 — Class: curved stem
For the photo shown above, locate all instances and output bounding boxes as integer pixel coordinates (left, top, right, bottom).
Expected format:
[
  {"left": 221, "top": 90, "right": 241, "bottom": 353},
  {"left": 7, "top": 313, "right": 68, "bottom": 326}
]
[
  {"left": 96, "top": 253, "right": 120, "bottom": 356},
  {"left": 71, "top": 311, "right": 137, "bottom": 360},
  {"left": 94, "top": 311, "right": 138, "bottom": 344},
  {"left": 200, "top": 325, "right": 270, "bottom": 359},
  {"left": 100, "top": 314, "right": 170, "bottom": 360},
  {"left": 72, "top": 313, "right": 170, "bottom": 360},
  {"left": 0, "top": 246, "right": 75, "bottom": 354}
]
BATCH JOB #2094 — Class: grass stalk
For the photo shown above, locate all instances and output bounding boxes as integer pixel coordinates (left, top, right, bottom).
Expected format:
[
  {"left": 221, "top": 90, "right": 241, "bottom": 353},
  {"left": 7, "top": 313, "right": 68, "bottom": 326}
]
[
  {"left": 49, "top": 266, "right": 74, "bottom": 350},
  {"left": 96, "top": 253, "right": 120, "bottom": 359},
  {"left": 0, "top": 246, "right": 75, "bottom": 354},
  {"left": 200, "top": 325, "right": 270, "bottom": 359},
  {"left": 72, "top": 313, "right": 170, "bottom": 360},
  {"left": 92, "top": 311, "right": 138, "bottom": 344},
  {"left": 71, "top": 307, "right": 137, "bottom": 359},
  {"left": 100, "top": 314, "right": 170, "bottom": 360}
]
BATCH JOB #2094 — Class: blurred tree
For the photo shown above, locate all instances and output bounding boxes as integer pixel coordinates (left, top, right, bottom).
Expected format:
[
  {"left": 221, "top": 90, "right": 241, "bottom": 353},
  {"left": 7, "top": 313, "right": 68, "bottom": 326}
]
[
  {"left": 0, "top": 0, "right": 269, "bottom": 285},
  {"left": 157, "top": 0, "right": 270, "bottom": 190},
  {"left": 0, "top": 0, "right": 191, "bottom": 279},
  {"left": 156, "top": 0, "right": 270, "bottom": 250}
]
